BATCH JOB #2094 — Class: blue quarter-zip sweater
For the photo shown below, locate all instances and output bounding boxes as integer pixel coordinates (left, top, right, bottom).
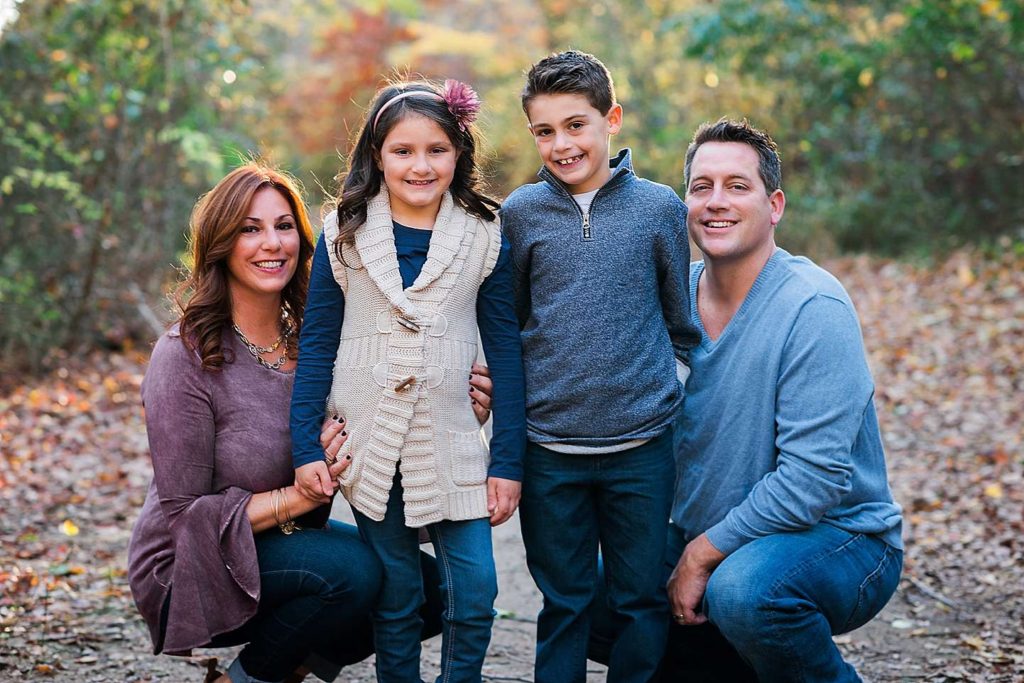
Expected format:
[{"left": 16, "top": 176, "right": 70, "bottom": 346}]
[{"left": 501, "top": 149, "right": 700, "bottom": 447}]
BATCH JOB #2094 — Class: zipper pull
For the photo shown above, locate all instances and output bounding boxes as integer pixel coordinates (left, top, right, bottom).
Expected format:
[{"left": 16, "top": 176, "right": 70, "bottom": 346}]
[{"left": 582, "top": 211, "right": 591, "bottom": 240}]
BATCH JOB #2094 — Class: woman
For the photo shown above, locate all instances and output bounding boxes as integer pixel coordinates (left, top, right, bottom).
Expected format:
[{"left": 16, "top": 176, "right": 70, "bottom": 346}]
[{"left": 127, "top": 163, "right": 478, "bottom": 682}]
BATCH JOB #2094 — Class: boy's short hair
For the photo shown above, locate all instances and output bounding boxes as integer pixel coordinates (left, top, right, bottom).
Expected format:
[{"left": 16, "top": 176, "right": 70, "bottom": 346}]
[
  {"left": 684, "top": 118, "right": 782, "bottom": 195},
  {"left": 521, "top": 50, "right": 616, "bottom": 116}
]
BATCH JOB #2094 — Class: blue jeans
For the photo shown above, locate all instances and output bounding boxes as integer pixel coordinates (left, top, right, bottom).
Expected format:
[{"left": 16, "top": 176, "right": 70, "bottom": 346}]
[
  {"left": 519, "top": 432, "right": 674, "bottom": 683},
  {"left": 590, "top": 522, "right": 903, "bottom": 683},
  {"left": 205, "top": 520, "right": 443, "bottom": 683},
  {"left": 354, "top": 473, "right": 497, "bottom": 683},
  {"left": 207, "top": 520, "right": 385, "bottom": 679}
]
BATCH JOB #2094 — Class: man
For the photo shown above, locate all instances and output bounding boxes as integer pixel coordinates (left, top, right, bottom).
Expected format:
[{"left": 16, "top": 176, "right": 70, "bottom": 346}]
[
  {"left": 590, "top": 119, "right": 903, "bottom": 682},
  {"left": 665, "top": 119, "right": 903, "bottom": 681}
]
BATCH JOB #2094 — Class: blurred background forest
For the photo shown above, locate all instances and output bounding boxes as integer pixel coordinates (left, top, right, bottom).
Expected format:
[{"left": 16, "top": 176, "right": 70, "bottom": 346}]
[{"left": 1, "top": 0, "right": 1023, "bottom": 372}]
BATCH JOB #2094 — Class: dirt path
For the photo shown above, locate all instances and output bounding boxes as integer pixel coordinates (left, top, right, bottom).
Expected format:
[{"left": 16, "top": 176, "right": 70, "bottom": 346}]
[{"left": 2, "top": 249, "right": 1022, "bottom": 681}]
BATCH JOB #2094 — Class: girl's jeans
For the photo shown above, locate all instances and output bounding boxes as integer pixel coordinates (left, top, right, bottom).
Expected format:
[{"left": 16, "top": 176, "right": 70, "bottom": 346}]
[{"left": 353, "top": 473, "right": 497, "bottom": 683}]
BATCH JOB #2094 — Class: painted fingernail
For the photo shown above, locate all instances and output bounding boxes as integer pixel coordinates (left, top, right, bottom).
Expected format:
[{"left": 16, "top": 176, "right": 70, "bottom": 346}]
[
  {"left": 472, "top": 399, "right": 477, "bottom": 404},
  {"left": 341, "top": 431, "right": 347, "bottom": 436},
  {"left": 332, "top": 414, "right": 339, "bottom": 421},
  {"left": 345, "top": 454, "right": 352, "bottom": 460}
]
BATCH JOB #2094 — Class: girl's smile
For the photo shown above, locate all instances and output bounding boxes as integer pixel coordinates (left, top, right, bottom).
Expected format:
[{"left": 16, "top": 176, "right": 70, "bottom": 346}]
[{"left": 378, "top": 113, "right": 458, "bottom": 227}]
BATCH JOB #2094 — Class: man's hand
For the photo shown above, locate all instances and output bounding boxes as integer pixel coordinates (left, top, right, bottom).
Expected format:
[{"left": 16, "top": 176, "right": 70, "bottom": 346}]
[
  {"left": 470, "top": 362, "right": 493, "bottom": 425},
  {"left": 486, "top": 476, "right": 521, "bottom": 526},
  {"left": 667, "top": 533, "right": 726, "bottom": 626}
]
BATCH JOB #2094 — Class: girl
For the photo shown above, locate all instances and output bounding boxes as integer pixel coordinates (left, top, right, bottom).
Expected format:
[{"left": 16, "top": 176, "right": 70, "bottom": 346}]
[{"left": 290, "top": 80, "right": 526, "bottom": 683}]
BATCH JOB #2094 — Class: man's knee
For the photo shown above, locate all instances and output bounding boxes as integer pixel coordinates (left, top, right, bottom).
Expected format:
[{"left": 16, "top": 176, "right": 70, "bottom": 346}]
[{"left": 703, "top": 555, "right": 777, "bottom": 643}]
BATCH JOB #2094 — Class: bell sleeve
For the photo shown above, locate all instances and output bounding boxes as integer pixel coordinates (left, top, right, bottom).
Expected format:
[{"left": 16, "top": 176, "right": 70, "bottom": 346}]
[{"left": 141, "top": 333, "right": 260, "bottom": 652}]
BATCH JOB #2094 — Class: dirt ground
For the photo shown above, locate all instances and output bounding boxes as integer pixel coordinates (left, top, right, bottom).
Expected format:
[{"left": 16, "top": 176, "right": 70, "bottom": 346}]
[{"left": 2, "top": 249, "right": 1022, "bottom": 682}]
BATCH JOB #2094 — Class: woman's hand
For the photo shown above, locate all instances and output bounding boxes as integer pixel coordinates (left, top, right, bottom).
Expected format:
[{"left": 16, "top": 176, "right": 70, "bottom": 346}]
[
  {"left": 469, "top": 362, "right": 493, "bottom": 425},
  {"left": 295, "top": 416, "right": 350, "bottom": 502}
]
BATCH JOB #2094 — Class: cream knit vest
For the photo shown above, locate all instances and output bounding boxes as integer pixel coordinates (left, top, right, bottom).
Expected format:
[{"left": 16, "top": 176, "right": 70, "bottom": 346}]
[{"left": 322, "top": 189, "right": 501, "bottom": 528}]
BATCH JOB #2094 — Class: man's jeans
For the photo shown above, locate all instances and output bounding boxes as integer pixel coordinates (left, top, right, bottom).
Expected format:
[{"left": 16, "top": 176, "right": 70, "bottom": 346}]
[
  {"left": 520, "top": 432, "right": 674, "bottom": 683},
  {"left": 591, "top": 522, "right": 903, "bottom": 683},
  {"left": 354, "top": 473, "right": 497, "bottom": 683}
]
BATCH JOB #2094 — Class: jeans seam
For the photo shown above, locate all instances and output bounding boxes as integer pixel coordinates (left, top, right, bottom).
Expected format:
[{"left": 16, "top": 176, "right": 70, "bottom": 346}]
[
  {"left": 839, "top": 543, "right": 898, "bottom": 633},
  {"left": 763, "top": 532, "right": 864, "bottom": 683},
  {"left": 433, "top": 525, "right": 457, "bottom": 683}
]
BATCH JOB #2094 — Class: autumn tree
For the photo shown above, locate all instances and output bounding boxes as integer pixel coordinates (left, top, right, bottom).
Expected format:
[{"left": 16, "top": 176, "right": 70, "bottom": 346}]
[
  {"left": 685, "top": 0, "right": 1024, "bottom": 253},
  {"left": 0, "top": 0, "right": 281, "bottom": 369}
]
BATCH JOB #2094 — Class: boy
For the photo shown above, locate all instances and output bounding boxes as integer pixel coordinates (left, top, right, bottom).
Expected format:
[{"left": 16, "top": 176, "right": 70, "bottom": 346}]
[{"left": 501, "top": 50, "right": 700, "bottom": 683}]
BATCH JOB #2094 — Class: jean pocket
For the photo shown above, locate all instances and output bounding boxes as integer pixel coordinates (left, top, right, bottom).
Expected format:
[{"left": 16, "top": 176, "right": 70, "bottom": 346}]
[
  {"left": 841, "top": 543, "right": 902, "bottom": 633},
  {"left": 448, "top": 429, "right": 489, "bottom": 486}
]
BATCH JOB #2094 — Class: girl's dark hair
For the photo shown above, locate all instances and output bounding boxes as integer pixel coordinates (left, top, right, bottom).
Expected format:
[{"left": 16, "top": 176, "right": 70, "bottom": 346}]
[
  {"left": 176, "top": 162, "right": 315, "bottom": 370},
  {"left": 333, "top": 81, "right": 498, "bottom": 259}
]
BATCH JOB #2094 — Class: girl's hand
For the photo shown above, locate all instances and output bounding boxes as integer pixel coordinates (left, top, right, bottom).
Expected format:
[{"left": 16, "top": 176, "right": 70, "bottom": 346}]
[
  {"left": 486, "top": 476, "right": 521, "bottom": 527},
  {"left": 469, "top": 362, "right": 493, "bottom": 425},
  {"left": 295, "top": 416, "right": 351, "bottom": 502},
  {"left": 320, "top": 415, "right": 349, "bottom": 463}
]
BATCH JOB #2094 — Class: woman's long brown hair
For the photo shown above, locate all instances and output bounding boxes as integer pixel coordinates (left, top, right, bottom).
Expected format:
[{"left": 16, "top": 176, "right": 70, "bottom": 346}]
[{"left": 175, "top": 162, "right": 315, "bottom": 370}]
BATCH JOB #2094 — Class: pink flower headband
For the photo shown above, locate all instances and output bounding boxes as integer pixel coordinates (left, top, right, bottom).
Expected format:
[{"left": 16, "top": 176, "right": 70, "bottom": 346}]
[{"left": 372, "top": 80, "right": 481, "bottom": 133}]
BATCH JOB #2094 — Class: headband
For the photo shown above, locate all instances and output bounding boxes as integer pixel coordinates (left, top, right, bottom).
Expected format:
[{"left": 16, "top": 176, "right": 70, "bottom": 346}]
[{"left": 372, "top": 80, "right": 481, "bottom": 133}]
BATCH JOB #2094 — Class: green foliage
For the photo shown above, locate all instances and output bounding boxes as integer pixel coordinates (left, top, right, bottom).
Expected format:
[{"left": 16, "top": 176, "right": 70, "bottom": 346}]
[
  {"left": 684, "top": 0, "right": 1024, "bottom": 255},
  {"left": 0, "top": 0, "right": 281, "bottom": 370},
  {"left": 4, "top": 0, "right": 1021, "bottom": 370}
]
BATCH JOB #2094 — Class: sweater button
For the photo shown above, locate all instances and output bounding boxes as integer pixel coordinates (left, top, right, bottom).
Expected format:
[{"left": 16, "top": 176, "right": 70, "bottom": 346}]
[
  {"left": 395, "top": 376, "right": 417, "bottom": 391},
  {"left": 396, "top": 316, "right": 420, "bottom": 332}
]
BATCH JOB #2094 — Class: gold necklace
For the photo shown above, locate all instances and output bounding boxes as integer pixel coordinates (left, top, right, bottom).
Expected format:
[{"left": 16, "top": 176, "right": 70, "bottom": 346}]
[{"left": 233, "top": 317, "right": 293, "bottom": 370}]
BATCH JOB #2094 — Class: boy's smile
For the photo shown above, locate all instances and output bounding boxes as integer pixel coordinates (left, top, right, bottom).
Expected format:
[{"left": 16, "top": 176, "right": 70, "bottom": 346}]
[{"left": 526, "top": 93, "right": 622, "bottom": 195}]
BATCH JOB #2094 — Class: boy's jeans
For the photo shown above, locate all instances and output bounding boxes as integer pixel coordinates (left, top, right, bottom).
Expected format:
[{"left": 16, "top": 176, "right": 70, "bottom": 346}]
[
  {"left": 519, "top": 432, "right": 674, "bottom": 683},
  {"left": 354, "top": 473, "right": 497, "bottom": 683}
]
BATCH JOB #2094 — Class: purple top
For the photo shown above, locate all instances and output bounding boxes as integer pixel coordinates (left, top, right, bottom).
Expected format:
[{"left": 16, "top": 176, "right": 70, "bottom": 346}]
[{"left": 127, "top": 326, "right": 297, "bottom": 654}]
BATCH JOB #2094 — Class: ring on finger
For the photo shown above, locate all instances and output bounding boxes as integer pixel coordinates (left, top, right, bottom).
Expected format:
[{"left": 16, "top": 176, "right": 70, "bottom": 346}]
[{"left": 325, "top": 453, "right": 338, "bottom": 465}]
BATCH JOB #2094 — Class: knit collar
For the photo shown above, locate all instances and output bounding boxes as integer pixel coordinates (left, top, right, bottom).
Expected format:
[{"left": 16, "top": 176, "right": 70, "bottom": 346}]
[
  {"left": 353, "top": 187, "right": 469, "bottom": 318},
  {"left": 537, "top": 147, "right": 634, "bottom": 197}
]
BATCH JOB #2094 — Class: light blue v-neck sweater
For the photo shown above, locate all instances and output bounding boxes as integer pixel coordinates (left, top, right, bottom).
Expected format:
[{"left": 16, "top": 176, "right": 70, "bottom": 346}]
[{"left": 672, "top": 249, "right": 903, "bottom": 555}]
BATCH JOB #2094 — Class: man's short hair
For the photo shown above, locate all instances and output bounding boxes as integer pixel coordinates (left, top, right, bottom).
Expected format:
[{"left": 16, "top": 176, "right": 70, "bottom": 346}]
[
  {"left": 684, "top": 119, "right": 782, "bottom": 194},
  {"left": 521, "top": 50, "right": 616, "bottom": 116}
]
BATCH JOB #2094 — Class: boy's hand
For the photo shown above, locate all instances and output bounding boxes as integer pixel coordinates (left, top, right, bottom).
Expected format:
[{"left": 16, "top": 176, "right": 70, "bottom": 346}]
[
  {"left": 469, "top": 362, "right": 493, "bottom": 425},
  {"left": 486, "top": 476, "right": 521, "bottom": 526}
]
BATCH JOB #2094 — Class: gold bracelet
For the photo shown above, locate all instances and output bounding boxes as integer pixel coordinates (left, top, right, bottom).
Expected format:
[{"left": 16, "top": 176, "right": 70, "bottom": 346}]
[
  {"left": 278, "top": 487, "right": 297, "bottom": 535},
  {"left": 270, "top": 487, "right": 283, "bottom": 528}
]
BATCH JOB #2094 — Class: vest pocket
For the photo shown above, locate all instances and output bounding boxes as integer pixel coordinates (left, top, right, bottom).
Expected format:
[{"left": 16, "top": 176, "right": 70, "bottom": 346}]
[{"left": 448, "top": 429, "right": 489, "bottom": 486}]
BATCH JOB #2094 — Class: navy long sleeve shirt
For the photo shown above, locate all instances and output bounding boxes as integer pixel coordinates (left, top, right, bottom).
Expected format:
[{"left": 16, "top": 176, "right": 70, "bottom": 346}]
[{"left": 290, "top": 225, "right": 526, "bottom": 480}]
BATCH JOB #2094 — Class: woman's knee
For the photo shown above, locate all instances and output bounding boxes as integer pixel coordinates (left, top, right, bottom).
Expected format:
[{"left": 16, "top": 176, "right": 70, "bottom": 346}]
[{"left": 303, "top": 527, "right": 384, "bottom": 605}]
